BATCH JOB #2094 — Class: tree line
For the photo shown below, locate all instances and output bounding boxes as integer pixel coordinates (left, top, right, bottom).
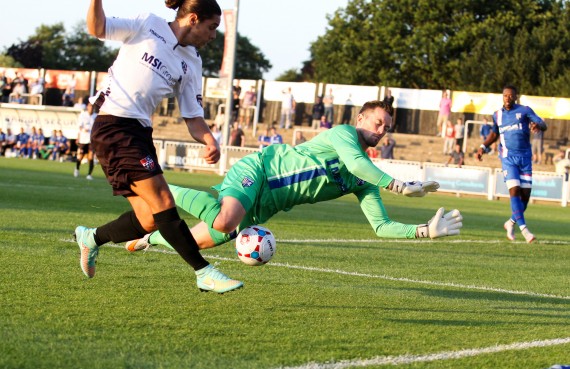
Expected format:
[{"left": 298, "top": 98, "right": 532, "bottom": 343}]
[{"left": 3, "top": 0, "right": 570, "bottom": 96}]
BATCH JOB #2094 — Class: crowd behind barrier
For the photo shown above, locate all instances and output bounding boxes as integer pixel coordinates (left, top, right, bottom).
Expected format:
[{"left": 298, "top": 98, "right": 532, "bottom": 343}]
[{"left": 1, "top": 66, "right": 569, "bottom": 206}]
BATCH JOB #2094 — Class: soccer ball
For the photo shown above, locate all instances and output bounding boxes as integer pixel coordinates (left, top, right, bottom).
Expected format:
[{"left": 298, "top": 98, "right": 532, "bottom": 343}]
[{"left": 235, "top": 225, "right": 276, "bottom": 266}]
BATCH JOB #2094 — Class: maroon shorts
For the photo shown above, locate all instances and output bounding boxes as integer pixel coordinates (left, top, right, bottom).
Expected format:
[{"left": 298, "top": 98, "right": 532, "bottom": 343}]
[{"left": 91, "top": 115, "right": 163, "bottom": 197}]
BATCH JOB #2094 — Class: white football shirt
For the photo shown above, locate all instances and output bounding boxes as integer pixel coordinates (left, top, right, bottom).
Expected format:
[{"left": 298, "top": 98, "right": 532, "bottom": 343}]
[{"left": 93, "top": 13, "right": 204, "bottom": 127}]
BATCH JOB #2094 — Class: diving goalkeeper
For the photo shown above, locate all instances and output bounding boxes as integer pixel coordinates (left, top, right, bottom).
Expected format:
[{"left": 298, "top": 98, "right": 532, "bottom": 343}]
[{"left": 127, "top": 100, "right": 463, "bottom": 253}]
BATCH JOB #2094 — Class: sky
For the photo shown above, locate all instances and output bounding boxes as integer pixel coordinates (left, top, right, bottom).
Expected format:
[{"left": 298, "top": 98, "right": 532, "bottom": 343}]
[{"left": 1, "top": 0, "right": 349, "bottom": 80}]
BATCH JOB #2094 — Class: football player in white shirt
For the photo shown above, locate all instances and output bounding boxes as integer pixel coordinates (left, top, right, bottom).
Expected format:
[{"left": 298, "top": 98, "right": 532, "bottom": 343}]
[
  {"left": 75, "top": 102, "right": 97, "bottom": 180},
  {"left": 74, "top": 0, "right": 242, "bottom": 294}
]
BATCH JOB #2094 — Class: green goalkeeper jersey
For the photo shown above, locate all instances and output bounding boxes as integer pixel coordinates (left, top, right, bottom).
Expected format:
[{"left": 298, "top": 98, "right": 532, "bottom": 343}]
[{"left": 252, "top": 125, "right": 417, "bottom": 239}]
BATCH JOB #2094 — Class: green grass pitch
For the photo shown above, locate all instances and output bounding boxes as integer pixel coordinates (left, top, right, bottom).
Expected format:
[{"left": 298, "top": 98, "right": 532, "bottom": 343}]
[{"left": 0, "top": 157, "right": 569, "bottom": 369}]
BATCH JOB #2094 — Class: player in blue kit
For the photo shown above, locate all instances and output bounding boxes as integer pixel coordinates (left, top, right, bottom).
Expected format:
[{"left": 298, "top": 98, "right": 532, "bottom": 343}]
[{"left": 476, "top": 85, "right": 547, "bottom": 243}]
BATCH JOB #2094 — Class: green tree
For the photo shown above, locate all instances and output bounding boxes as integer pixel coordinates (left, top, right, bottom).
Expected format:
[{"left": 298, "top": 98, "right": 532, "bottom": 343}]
[
  {"left": 308, "top": 0, "right": 570, "bottom": 95},
  {"left": 65, "top": 22, "right": 118, "bottom": 71},
  {"left": 275, "top": 68, "right": 304, "bottom": 82},
  {"left": 200, "top": 30, "right": 271, "bottom": 79},
  {"left": 3, "top": 23, "right": 271, "bottom": 78},
  {"left": 4, "top": 22, "right": 117, "bottom": 71},
  {"left": 0, "top": 54, "right": 22, "bottom": 68}
]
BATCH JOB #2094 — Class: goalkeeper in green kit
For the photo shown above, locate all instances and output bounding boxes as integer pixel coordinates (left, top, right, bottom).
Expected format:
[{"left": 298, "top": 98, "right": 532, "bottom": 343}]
[{"left": 127, "top": 100, "right": 463, "bottom": 256}]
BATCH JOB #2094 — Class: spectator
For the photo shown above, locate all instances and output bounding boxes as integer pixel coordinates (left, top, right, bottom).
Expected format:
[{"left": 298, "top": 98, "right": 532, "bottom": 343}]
[
  {"left": 231, "top": 88, "right": 240, "bottom": 123},
  {"left": 279, "top": 87, "right": 295, "bottom": 129},
  {"left": 436, "top": 90, "right": 451, "bottom": 136},
  {"left": 323, "top": 88, "right": 334, "bottom": 124},
  {"left": 52, "top": 130, "right": 69, "bottom": 161},
  {"left": 62, "top": 74, "right": 76, "bottom": 105},
  {"left": 210, "top": 124, "right": 222, "bottom": 146},
  {"left": 239, "top": 86, "right": 256, "bottom": 129},
  {"left": 257, "top": 127, "right": 271, "bottom": 150},
  {"left": 454, "top": 117, "right": 465, "bottom": 149},
  {"left": 29, "top": 78, "right": 45, "bottom": 104},
  {"left": 479, "top": 116, "right": 496, "bottom": 154},
  {"left": 29, "top": 127, "right": 45, "bottom": 159},
  {"left": 269, "top": 126, "right": 283, "bottom": 144},
  {"left": 446, "top": 143, "right": 465, "bottom": 167},
  {"left": 311, "top": 96, "right": 325, "bottom": 129},
  {"left": 15, "top": 128, "right": 29, "bottom": 158},
  {"left": 62, "top": 94, "right": 74, "bottom": 107},
  {"left": 2, "top": 128, "right": 16, "bottom": 156},
  {"left": 380, "top": 135, "right": 396, "bottom": 159},
  {"left": 74, "top": 97, "right": 87, "bottom": 110},
  {"left": 0, "top": 129, "right": 5, "bottom": 155},
  {"left": 443, "top": 119, "right": 455, "bottom": 155},
  {"left": 229, "top": 121, "right": 245, "bottom": 147},
  {"left": 553, "top": 149, "right": 570, "bottom": 178},
  {"left": 9, "top": 92, "right": 25, "bottom": 104},
  {"left": 0, "top": 73, "right": 8, "bottom": 103},
  {"left": 1, "top": 74, "right": 12, "bottom": 103},
  {"left": 340, "top": 95, "right": 354, "bottom": 125},
  {"left": 531, "top": 128, "right": 544, "bottom": 164},
  {"left": 75, "top": 103, "right": 97, "bottom": 179},
  {"left": 319, "top": 115, "right": 331, "bottom": 130},
  {"left": 382, "top": 88, "right": 394, "bottom": 109},
  {"left": 294, "top": 130, "right": 307, "bottom": 146}
]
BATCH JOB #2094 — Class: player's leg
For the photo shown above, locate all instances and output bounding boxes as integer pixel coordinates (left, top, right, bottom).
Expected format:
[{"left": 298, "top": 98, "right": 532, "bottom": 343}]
[
  {"left": 86, "top": 148, "right": 94, "bottom": 180},
  {"left": 74, "top": 147, "right": 83, "bottom": 177},
  {"left": 503, "top": 156, "right": 534, "bottom": 242}
]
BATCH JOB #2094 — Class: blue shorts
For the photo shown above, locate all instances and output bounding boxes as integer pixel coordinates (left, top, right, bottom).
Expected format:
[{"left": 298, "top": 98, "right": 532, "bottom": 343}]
[{"left": 501, "top": 156, "right": 532, "bottom": 189}]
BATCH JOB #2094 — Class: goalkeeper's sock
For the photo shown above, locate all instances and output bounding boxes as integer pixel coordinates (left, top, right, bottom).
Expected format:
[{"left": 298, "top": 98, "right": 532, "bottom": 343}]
[
  {"left": 509, "top": 195, "right": 527, "bottom": 228},
  {"left": 149, "top": 231, "right": 174, "bottom": 251},
  {"left": 168, "top": 184, "right": 221, "bottom": 228},
  {"left": 148, "top": 225, "right": 234, "bottom": 249}
]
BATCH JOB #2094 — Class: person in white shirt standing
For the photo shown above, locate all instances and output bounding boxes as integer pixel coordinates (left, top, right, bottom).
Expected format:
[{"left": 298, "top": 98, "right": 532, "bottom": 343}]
[
  {"left": 74, "top": 0, "right": 243, "bottom": 294},
  {"left": 75, "top": 102, "right": 97, "bottom": 180}
]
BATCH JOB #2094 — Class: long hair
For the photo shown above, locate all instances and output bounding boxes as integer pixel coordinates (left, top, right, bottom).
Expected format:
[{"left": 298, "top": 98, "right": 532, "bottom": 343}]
[
  {"left": 359, "top": 100, "right": 394, "bottom": 117},
  {"left": 165, "top": 0, "right": 222, "bottom": 21}
]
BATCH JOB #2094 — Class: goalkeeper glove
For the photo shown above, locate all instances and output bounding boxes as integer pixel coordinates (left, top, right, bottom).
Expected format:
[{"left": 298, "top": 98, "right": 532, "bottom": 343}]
[
  {"left": 416, "top": 207, "right": 463, "bottom": 239},
  {"left": 390, "top": 179, "right": 440, "bottom": 197}
]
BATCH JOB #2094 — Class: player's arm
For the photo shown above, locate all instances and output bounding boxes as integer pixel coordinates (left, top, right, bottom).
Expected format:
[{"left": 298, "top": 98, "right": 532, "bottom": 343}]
[
  {"left": 527, "top": 108, "right": 547, "bottom": 133},
  {"left": 87, "top": 0, "right": 106, "bottom": 38},
  {"left": 332, "top": 127, "right": 438, "bottom": 197},
  {"left": 184, "top": 117, "right": 221, "bottom": 164},
  {"left": 356, "top": 186, "right": 462, "bottom": 239}
]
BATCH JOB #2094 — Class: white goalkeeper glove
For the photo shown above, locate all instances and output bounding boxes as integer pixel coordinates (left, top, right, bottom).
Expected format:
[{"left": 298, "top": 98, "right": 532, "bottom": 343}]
[
  {"left": 390, "top": 179, "right": 440, "bottom": 197},
  {"left": 416, "top": 207, "right": 463, "bottom": 239}
]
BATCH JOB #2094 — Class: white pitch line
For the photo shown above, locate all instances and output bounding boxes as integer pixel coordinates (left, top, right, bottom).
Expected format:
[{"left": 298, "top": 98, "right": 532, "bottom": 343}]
[
  {"left": 277, "top": 337, "right": 570, "bottom": 369},
  {"left": 61, "top": 240, "right": 569, "bottom": 301},
  {"left": 281, "top": 238, "right": 570, "bottom": 245}
]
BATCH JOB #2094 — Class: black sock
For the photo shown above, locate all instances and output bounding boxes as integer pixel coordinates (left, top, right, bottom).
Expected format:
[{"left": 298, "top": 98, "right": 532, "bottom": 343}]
[
  {"left": 94, "top": 211, "right": 147, "bottom": 245},
  {"left": 76, "top": 161, "right": 80, "bottom": 170},
  {"left": 88, "top": 160, "right": 94, "bottom": 175},
  {"left": 153, "top": 208, "right": 209, "bottom": 271}
]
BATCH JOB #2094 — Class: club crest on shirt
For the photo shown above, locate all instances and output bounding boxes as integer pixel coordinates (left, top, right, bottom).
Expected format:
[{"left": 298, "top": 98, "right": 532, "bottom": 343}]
[
  {"left": 181, "top": 60, "right": 188, "bottom": 74},
  {"left": 516, "top": 113, "right": 521, "bottom": 120},
  {"left": 241, "top": 177, "right": 254, "bottom": 187},
  {"left": 140, "top": 155, "right": 156, "bottom": 171}
]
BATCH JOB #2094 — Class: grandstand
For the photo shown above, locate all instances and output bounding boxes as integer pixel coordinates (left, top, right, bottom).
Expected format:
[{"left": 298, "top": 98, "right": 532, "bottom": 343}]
[{"left": 151, "top": 115, "right": 562, "bottom": 173}]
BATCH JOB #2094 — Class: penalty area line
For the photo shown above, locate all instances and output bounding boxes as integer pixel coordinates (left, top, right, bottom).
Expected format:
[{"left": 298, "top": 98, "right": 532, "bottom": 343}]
[
  {"left": 60, "top": 239, "right": 570, "bottom": 301},
  {"left": 277, "top": 337, "right": 570, "bottom": 369}
]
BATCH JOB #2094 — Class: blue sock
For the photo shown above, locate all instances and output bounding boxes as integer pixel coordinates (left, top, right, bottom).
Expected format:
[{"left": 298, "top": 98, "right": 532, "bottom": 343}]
[{"left": 510, "top": 196, "right": 526, "bottom": 228}]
